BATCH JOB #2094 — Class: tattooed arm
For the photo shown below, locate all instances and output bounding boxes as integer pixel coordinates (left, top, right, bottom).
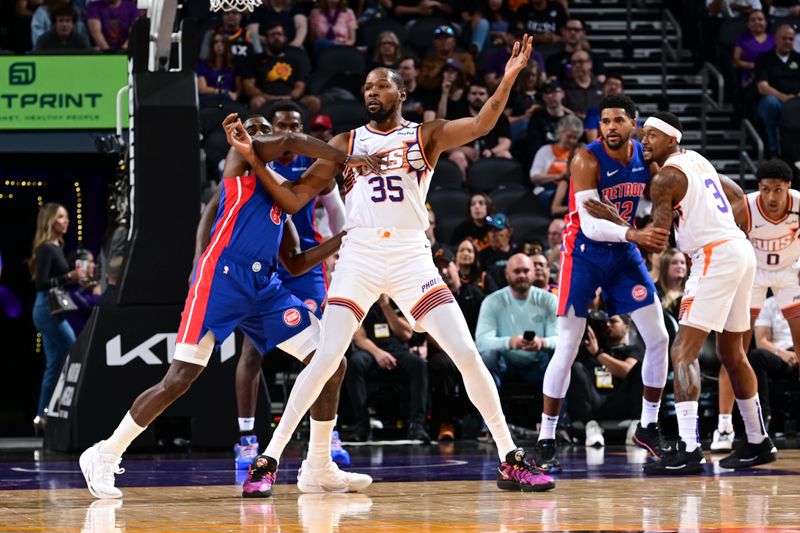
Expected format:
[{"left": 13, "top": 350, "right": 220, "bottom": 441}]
[{"left": 648, "top": 166, "right": 688, "bottom": 239}]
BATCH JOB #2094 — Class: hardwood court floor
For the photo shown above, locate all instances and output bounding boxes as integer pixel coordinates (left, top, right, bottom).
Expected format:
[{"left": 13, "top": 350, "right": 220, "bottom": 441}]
[{"left": 2, "top": 445, "right": 800, "bottom": 532}]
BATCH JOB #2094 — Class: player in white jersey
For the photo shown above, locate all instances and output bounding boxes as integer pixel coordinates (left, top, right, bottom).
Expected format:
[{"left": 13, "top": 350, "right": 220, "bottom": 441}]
[
  {"left": 623, "top": 112, "right": 775, "bottom": 474},
  {"left": 713, "top": 159, "right": 800, "bottom": 451},
  {"left": 226, "top": 34, "right": 557, "bottom": 494}
]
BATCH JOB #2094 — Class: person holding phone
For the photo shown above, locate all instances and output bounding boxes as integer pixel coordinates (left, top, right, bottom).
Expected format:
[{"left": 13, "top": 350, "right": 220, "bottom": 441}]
[{"left": 475, "top": 253, "right": 558, "bottom": 432}]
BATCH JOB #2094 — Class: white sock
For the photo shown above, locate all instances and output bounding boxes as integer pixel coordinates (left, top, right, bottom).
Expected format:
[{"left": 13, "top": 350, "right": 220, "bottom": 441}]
[
  {"left": 539, "top": 414, "right": 559, "bottom": 441},
  {"left": 675, "top": 401, "right": 700, "bottom": 452},
  {"left": 717, "top": 414, "right": 733, "bottom": 433},
  {"left": 735, "top": 395, "right": 767, "bottom": 444},
  {"left": 238, "top": 417, "right": 255, "bottom": 433},
  {"left": 100, "top": 411, "right": 146, "bottom": 457},
  {"left": 307, "top": 417, "right": 336, "bottom": 469},
  {"left": 641, "top": 399, "right": 660, "bottom": 427}
]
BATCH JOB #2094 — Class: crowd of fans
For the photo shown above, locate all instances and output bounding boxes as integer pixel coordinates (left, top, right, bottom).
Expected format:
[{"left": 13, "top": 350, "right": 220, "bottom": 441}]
[{"left": 11, "top": 0, "right": 800, "bottom": 443}]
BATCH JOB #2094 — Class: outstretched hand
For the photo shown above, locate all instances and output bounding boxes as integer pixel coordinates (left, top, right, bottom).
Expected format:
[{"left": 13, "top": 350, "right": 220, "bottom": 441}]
[
  {"left": 585, "top": 197, "right": 627, "bottom": 226},
  {"left": 503, "top": 33, "right": 534, "bottom": 80},
  {"left": 223, "top": 113, "right": 256, "bottom": 165},
  {"left": 347, "top": 153, "right": 387, "bottom": 176}
]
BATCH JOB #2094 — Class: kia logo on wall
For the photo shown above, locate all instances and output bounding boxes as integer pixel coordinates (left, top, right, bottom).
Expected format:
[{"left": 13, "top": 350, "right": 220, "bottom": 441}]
[{"left": 105, "top": 333, "right": 236, "bottom": 366}]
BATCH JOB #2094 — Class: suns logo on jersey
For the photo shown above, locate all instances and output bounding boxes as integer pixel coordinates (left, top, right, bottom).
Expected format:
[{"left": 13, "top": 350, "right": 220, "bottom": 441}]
[{"left": 751, "top": 228, "right": 800, "bottom": 252}]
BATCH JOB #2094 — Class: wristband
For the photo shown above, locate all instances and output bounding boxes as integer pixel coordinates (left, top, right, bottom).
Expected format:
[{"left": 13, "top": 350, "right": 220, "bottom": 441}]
[{"left": 343, "top": 154, "right": 351, "bottom": 167}]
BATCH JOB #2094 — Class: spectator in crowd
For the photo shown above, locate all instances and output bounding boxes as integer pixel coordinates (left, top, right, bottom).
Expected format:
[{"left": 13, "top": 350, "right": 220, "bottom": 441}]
[
  {"left": 544, "top": 217, "right": 563, "bottom": 278},
  {"left": 427, "top": 245, "right": 486, "bottom": 441},
  {"left": 432, "top": 58, "right": 470, "bottom": 121},
  {"left": 470, "top": 0, "right": 513, "bottom": 53},
  {"left": 504, "top": 63, "right": 542, "bottom": 140},
  {"left": 519, "top": 237, "right": 545, "bottom": 256},
  {"left": 346, "top": 295, "right": 430, "bottom": 442},
  {"left": 29, "top": 204, "right": 82, "bottom": 432},
  {"left": 369, "top": 30, "right": 403, "bottom": 70},
  {"left": 764, "top": 0, "right": 800, "bottom": 16},
  {"left": 567, "top": 313, "right": 646, "bottom": 447},
  {"left": 357, "top": 0, "right": 393, "bottom": 24},
  {"left": 309, "top": 113, "right": 333, "bottom": 142},
  {"left": 563, "top": 49, "right": 603, "bottom": 118},
  {"left": 708, "top": 0, "right": 763, "bottom": 17},
  {"left": 65, "top": 249, "right": 101, "bottom": 336},
  {"left": 512, "top": 0, "right": 566, "bottom": 45},
  {"left": 479, "top": 213, "right": 518, "bottom": 288},
  {"left": 476, "top": 253, "right": 558, "bottom": 429},
  {"left": 746, "top": 296, "right": 799, "bottom": 428},
  {"left": 419, "top": 25, "right": 477, "bottom": 91},
  {"left": 446, "top": 81, "right": 513, "bottom": 173},
  {"left": 545, "top": 17, "right": 605, "bottom": 83},
  {"left": 655, "top": 248, "right": 687, "bottom": 319},
  {"left": 309, "top": 0, "right": 358, "bottom": 56},
  {"left": 451, "top": 193, "right": 496, "bottom": 251},
  {"left": 34, "top": 5, "right": 90, "bottom": 50},
  {"left": 584, "top": 73, "right": 624, "bottom": 142},
  {"left": 246, "top": 0, "right": 307, "bottom": 49},
  {"left": 733, "top": 10, "right": 773, "bottom": 91},
  {"left": 85, "top": 0, "right": 140, "bottom": 51},
  {"left": 530, "top": 114, "right": 582, "bottom": 212},
  {"left": 242, "top": 22, "right": 311, "bottom": 112},
  {"left": 391, "top": 0, "right": 454, "bottom": 25},
  {"left": 755, "top": 24, "right": 800, "bottom": 156},
  {"left": 481, "top": 30, "right": 546, "bottom": 92},
  {"left": 31, "top": 0, "right": 86, "bottom": 47},
  {"left": 526, "top": 78, "right": 573, "bottom": 166},
  {"left": 397, "top": 56, "right": 436, "bottom": 123},
  {"left": 197, "top": 31, "right": 241, "bottom": 104},
  {"left": 455, "top": 238, "right": 498, "bottom": 294},
  {"left": 200, "top": 10, "right": 262, "bottom": 65},
  {"left": 530, "top": 252, "right": 558, "bottom": 295}
]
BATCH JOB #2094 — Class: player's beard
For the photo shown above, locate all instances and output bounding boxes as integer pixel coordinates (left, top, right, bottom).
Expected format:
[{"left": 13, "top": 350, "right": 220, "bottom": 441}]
[
  {"left": 604, "top": 130, "right": 630, "bottom": 151},
  {"left": 367, "top": 102, "right": 395, "bottom": 122}
]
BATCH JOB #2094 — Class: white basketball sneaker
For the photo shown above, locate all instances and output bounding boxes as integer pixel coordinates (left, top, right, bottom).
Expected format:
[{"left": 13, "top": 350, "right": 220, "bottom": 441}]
[
  {"left": 710, "top": 429, "right": 734, "bottom": 451},
  {"left": 585, "top": 420, "right": 605, "bottom": 447},
  {"left": 296, "top": 460, "right": 372, "bottom": 493},
  {"left": 79, "top": 441, "right": 125, "bottom": 499}
]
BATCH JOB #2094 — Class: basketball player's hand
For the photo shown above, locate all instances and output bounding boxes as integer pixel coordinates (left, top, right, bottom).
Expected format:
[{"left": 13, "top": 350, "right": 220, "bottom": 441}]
[
  {"left": 346, "top": 154, "right": 386, "bottom": 175},
  {"left": 626, "top": 226, "right": 670, "bottom": 253},
  {"left": 503, "top": 33, "right": 533, "bottom": 80},
  {"left": 585, "top": 197, "right": 626, "bottom": 226},
  {"left": 372, "top": 349, "right": 397, "bottom": 370},
  {"left": 224, "top": 115, "right": 257, "bottom": 165}
]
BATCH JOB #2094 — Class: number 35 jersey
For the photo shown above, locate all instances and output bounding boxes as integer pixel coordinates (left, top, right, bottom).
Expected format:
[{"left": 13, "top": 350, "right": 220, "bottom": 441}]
[
  {"left": 664, "top": 150, "right": 745, "bottom": 256},
  {"left": 745, "top": 189, "right": 800, "bottom": 271},
  {"left": 343, "top": 122, "right": 432, "bottom": 231}
]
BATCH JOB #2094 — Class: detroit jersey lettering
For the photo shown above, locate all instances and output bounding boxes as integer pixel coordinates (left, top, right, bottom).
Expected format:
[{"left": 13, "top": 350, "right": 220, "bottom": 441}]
[
  {"left": 563, "top": 139, "right": 649, "bottom": 251},
  {"left": 343, "top": 122, "right": 432, "bottom": 231},
  {"left": 745, "top": 189, "right": 800, "bottom": 270}
]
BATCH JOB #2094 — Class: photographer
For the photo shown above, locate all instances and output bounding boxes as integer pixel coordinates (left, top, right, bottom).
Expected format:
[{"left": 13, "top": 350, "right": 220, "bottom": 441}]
[{"left": 566, "top": 311, "right": 645, "bottom": 447}]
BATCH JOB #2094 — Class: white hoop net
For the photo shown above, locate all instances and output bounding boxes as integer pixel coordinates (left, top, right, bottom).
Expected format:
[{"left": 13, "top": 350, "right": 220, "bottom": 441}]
[{"left": 209, "top": 0, "right": 261, "bottom": 12}]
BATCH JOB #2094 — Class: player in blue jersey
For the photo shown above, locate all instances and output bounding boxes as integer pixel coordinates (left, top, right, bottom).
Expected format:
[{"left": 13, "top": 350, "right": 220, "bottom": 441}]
[
  {"left": 196, "top": 106, "right": 349, "bottom": 470},
  {"left": 79, "top": 118, "right": 384, "bottom": 500},
  {"left": 533, "top": 95, "right": 672, "bottom": 474}
]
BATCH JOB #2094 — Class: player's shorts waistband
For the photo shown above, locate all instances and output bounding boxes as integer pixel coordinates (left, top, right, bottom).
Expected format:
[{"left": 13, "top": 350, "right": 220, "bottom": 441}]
[
  {"left": 345, "top": 227, "right": 427, "bottom": 241},
  {"left": 219, "top": 247, "right": 277, "bottom": 276}
]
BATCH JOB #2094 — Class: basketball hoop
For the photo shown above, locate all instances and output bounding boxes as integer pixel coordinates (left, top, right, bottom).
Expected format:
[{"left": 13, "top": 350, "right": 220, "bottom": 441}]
[{"left": 209, "top": 0, "right": 261, "bottom": 12}]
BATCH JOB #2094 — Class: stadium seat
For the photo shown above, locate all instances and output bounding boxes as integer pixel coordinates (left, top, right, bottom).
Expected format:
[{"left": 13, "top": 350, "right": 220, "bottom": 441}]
[
  {"left": 466, "top": 157, "right": 526, "bottom": 193},
  {"left": 320, "top": 100, "right": 370, "bottom": 134},
  {"left": 427, "top": 188, "right": 470, "bottom": 222},
  {"left": 358, "top": 18, "right": 409, "bottom": 51},
  {"left": 431, "top": 158, "right": 464, "bottom": 190},
  {"left": 198, "top": 103, "right": 246, "bottom": 135},
  {"left": 283, "top": 46, "right": 312, "bottom": 79},
  {"left": 316, "top": 46, "right": 366, "bottom": 77},
  {"left": 507, "top": 189, "right": 551, "bottom": 218},
  {"left": 779, "top": 98, "right": 800, "bottom": 166},
  {"left": 406, "top": 17, "right": 454, "bottom": 56},
  {"left": 489, "top": 185, "right": 527, "bottom": 214},
  {"left": 435, "top": 215, "right": 463, "bottom": 245},
  {"left": 508, "top": 214, "right": 551, "bottom": 242}
]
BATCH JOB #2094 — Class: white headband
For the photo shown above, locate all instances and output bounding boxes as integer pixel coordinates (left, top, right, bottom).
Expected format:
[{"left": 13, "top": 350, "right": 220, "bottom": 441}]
[{"left": 644, "top": 117, "right": 682, "bottom": 142}]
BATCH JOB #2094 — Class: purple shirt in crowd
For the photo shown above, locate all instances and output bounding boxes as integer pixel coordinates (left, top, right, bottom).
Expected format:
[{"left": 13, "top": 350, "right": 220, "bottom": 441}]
[
  {"left": 735, "top": 31, "right": 775, "bottom": 86},
  {"left": 197, "top": 61, "right": 235, "bottom": 94},
  {"left": 85, "top": 0, "right": 140, "bottom": 49}
]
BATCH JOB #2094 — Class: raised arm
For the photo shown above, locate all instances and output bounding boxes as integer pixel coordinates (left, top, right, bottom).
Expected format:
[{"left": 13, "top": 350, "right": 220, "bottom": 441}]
[
  {"left": 718, "top": 173, "right": 749, "bottom": 230},
  {"left": 422, "top": 35, "right": 532, "bottom": 161},
  {"left": 278, "top": 219, "right": 345, "bottom": 276}
]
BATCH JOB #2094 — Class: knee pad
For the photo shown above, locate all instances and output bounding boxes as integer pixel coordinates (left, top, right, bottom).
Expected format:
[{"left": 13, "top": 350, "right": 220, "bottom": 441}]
[{"left": 173, "top": 331, "right": 215, "bottom": 367}]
